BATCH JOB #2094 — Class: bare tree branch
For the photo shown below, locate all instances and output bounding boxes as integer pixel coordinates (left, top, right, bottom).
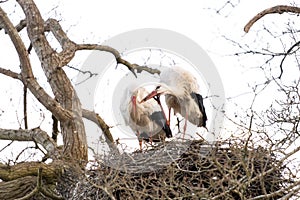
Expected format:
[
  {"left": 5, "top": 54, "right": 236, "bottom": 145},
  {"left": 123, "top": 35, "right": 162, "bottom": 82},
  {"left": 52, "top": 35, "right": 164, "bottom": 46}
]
[
  {"left": 23, "top": 85, "right": 28, "bottom": 129},
  {"left": 0, "top": 7, "right": 72, "bottom": 123},
  {"left": 279, "top": 40, "right": 300, "bottom": 79},
  {"left": 0, "top": 176, "right": 36, "bottom": 199},
  {"left": 44, "top": 18, "right": 77, "bottom": 67},
  {"left": 0, "top": 67, "right": 21, "bottom": 80},
  {"left": 43, "top": 17, "right": 160, "bottom": 77},
  {"left": 14, "top": 168, "right": 64, "bottom": 200},
  {"left": 0, "top": 161, "right": 63, "bottom": 182},
  {"left": 0, "top": 128, "right": 59, "bottom": 157},
  {"left": 82, "top": 109, "right": 116, "bottom": 148},
  {"left": 0, "top": 162, "right": 65, "bottom": 199},
  {"left": 76, "top": 44, "right": 161, "bottom": 76},
  {"left": 15, "top": 19, "right": 26, "bottom": 32},
  {"left": 17, "top": 0, "right": 88, "bottom": 161},
  {"left": 244, "top": 5, "right": 300, "bottom": 33}
]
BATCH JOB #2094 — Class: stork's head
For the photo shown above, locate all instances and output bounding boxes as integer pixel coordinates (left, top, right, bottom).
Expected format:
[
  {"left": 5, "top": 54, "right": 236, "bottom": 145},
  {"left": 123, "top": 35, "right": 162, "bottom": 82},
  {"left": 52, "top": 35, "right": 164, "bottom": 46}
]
[{"left": 140, "top": 85, "right": 170, "bottom": 103}]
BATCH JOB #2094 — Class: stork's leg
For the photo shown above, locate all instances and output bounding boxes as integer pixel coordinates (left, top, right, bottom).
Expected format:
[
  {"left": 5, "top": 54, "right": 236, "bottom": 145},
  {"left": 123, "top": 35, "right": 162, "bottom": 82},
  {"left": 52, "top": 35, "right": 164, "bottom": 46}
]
[
  {"left": 167, "top": 107, "right": 171, "bottom": 126},
  {"left": 137, "top": 131, "right": 142, "bottom": 151},
  {"left": 149, "top": 132, "right": 153, "bottom": 145},
  {"left": 183, "top": 112, "right": 188, "bottom": 139}
]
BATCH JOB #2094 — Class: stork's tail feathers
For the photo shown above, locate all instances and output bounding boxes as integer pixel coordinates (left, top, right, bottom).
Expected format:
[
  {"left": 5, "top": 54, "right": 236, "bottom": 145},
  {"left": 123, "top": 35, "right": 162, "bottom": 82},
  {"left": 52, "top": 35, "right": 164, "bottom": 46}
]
[
  {"left": 190, "top": 92, "right": 208, "bottom": 128},
  {"left": 163, "top": 122, "right": 172, "bottom": 138}
]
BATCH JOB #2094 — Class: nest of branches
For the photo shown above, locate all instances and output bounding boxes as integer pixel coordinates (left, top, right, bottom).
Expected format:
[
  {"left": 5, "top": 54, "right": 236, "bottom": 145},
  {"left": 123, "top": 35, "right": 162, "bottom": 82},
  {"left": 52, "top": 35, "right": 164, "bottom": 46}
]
[{"left": 57, "top": 139, "right": 290, "bottom": 199}]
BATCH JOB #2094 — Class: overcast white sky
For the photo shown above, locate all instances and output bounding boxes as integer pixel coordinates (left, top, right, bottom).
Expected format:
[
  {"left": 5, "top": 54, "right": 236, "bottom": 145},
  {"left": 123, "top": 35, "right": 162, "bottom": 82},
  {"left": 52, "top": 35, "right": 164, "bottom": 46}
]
[{"left": 0, "top": 0, "right": 298, "bottom": 155}]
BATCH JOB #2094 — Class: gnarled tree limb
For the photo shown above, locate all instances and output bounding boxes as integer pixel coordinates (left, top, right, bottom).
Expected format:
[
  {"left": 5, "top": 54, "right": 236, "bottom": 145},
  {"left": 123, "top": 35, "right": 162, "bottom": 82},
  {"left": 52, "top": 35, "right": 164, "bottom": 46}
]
[
  {"left": 0, "top": 128, "right": 59, "bottom": 157},
  {"left": 17, "top": 0, "right": 88, "bottom": 161},
  {"left": 0, "top": 7, "right": 72, "bottom": 123},
  {"left": 82, "top": 109, "right": 117, "bottom": 151},
  {"left": 0, "top": 162, "right": 65, "bottom": 200},
  {"left": 0, "top": 161, "right": 62, "bottom": 182},
  {"left": 0, "top": 176, "right": 36, "bottom": 199},
  {"left": 244, "top": 5, "right": 300, "bottom": 33},
  {"left": 76, "top": 44, "right": 161, "bottom": 76}
]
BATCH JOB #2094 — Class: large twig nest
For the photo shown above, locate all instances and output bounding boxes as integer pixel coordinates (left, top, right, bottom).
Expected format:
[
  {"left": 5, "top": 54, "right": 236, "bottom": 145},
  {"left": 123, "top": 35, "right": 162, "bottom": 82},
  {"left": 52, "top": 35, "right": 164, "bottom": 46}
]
[{"left": 57, "top": 139, "right": 290, "bottom": 199}]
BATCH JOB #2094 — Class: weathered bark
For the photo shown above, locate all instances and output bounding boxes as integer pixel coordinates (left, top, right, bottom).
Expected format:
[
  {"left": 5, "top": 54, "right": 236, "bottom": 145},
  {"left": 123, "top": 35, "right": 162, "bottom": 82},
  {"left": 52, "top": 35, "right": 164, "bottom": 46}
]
[
  {"left": 0, "top": 176, "right": 37, "bottom": 199},
  {"left": 0, "top": 128, "right": 58, "bottom": 156},
  {"left": 17, "top": 0, "right": 88, "bottom": 162},
  {"left": 0, "top": 162, "right": 62, "bottom": 182},
  {"left": 244, "top": 5, "right": 300, "bottom": 33},
  {"left": 0, "top": 161, "right": 66, "bottom": 200},
  {"left": 0, "top": 6, "right": 72, "bottom": 123}
]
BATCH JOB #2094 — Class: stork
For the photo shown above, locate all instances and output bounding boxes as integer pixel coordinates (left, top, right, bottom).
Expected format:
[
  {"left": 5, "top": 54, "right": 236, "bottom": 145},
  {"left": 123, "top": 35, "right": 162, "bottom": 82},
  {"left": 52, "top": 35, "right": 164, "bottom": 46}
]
[
  {"left": 121, "top": 86, "right": 172, "bottom": 150},
  {"left": 141, "top": 66, "right": 207, "bottom": 137}
]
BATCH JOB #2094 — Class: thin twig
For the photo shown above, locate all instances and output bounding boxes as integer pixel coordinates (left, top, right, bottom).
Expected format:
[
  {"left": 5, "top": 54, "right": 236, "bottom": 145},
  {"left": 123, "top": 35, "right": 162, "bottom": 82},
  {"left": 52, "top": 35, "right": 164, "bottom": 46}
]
[
  {"left": 278, "top": 40, "right": 300, "bottom": 79},
  {"left": 23, "top": 85, "right": 28, "bottom": 129}
]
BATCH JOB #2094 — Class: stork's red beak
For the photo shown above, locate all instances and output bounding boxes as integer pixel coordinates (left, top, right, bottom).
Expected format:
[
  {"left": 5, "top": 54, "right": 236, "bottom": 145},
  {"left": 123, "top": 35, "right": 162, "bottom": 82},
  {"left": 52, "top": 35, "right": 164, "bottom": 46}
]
[
  {"left": 140, "top": 90, "right": 158, "bottom": 103},
  {"left": 131, "top": 95, "right": 137, "bottom": 116}
]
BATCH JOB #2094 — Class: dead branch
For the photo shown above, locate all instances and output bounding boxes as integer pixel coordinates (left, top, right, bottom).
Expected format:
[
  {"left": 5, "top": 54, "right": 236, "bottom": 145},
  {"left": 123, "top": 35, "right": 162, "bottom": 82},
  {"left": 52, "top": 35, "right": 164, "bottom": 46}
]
[
  {"left": 0, "top": 162, "right": 65, "bottom": 200},
  {"left": 244, "top": 5, "right": 300, "bottom": 33},
  {"left": 0, "top": 161, "right": 63, "bottom": 182},
  {"left": 15, "top": 169, "right": 41, "bottom": 200},
  {"left": 0, "top": 67, "right": 21, "bottom": 80},
  {"left": 0, "top": 7, "right": 72, "bottom": 123},
  {"left": 0, "top": 128, "right": 59, "bottom": 157},
  {"left": 76, "top": 44, "right": 161, "bottom": 77},
  {"left": 44, "top": 18, "right": 77, "bottom": 67},
  {"left": 278, "top": 40, "right": 300, "bottom": 79},
  {"left": 15, "top": 19, "right": 26, "bottom": 32},
  {"left": 17, "top": 0, "right": 88, "bottom": 161},
  {"left": 0, "top": 176, "right": 36, "bottom": 199},
  {"left": 82, "top": 108, "right": 117, "bottom": 151},
  {"left": 14, "top": 168, "right": 64, "bottom": 200},
  {"left": 23, "top": 85, "right": 28, "bottom": 129}
]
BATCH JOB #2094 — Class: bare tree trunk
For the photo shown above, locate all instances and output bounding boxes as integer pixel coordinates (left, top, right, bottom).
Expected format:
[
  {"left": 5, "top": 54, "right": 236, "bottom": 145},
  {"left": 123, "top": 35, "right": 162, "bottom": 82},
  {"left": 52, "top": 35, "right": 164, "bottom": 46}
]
[{"left": 18, "top": 0, "right": 88, "bottom": 162}]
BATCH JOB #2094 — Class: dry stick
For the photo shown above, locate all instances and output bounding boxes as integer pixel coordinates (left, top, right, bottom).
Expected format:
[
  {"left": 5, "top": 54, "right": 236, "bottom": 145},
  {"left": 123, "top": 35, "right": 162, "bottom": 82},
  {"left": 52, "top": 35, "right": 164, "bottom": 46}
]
[
  {"left": 244, "top": 5, "right": 300, "bottom": 33},
  {"left": 278, "top": 40, "right": 300, "bottom": 79},
  {"left": 76, "top": 44, "right": 161, "bottom": 77},
  {"left": 23, "top": 85, "right": 28, "bottom": 129},
  {"left": 82, "top": 109, "right": 116, "bottom": 150},
  {"left": 244, "top": 6, "right": 300, "bottom": 79}
]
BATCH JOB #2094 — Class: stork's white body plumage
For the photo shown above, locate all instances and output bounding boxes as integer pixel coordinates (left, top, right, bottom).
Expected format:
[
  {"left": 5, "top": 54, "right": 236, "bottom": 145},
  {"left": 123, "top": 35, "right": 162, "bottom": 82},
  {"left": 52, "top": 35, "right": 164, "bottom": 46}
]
[
  {"left": 142, "top": 66, "right": 207, "bottom": 135},
  {"left": 160, "top": 67, "right": 207, "bottom": 127},
  {"left": 121, "top": 86, "right": 172, "bottom": 150}
]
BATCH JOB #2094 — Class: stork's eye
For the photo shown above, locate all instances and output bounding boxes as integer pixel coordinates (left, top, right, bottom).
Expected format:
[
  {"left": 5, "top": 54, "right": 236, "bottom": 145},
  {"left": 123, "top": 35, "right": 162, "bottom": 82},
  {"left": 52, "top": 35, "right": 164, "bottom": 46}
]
[{"left": 155, "top": 85, "right": 161, "bottom": 90}]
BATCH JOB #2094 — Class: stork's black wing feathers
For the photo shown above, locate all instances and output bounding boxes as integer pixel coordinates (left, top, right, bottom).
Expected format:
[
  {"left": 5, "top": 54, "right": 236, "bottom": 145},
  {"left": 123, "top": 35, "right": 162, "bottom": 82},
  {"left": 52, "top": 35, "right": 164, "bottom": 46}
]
[
  {"left": 150, "top": 111, "right": 173, "bottom": 138},
  {"left": 190, "top": 92, "right": 207, "bottom": 127}
]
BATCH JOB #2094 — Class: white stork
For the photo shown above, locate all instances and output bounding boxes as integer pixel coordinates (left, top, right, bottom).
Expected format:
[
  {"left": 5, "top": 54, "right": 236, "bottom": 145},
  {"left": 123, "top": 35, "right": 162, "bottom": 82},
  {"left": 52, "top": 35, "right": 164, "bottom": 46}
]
[
  {"left": 121, "top": 86, "right": 172, "bottom": 150},
  {"left": 141, "top": 66, "right": 207, "bottom": 137}
]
